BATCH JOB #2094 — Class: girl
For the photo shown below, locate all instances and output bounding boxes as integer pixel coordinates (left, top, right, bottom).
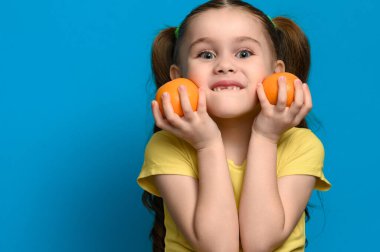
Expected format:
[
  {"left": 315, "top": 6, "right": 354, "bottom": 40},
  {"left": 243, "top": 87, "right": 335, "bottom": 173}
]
[{"left": 138, "top": 0, "right": 331, "bottom": 251}]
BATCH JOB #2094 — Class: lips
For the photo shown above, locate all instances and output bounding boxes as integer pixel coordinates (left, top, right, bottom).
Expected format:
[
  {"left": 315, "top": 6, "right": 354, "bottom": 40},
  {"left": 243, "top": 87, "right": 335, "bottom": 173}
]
[{"left": 210, "top": 80, "right": 244, "bottom": 92}]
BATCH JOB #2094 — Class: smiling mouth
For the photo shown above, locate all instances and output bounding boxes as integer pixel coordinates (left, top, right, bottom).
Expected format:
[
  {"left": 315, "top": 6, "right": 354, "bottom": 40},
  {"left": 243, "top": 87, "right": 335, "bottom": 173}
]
[
  {"left": 212, "top": 86, "right": 241, "bottom": 92},
  {"left": 211, "top": 80, "right": 244, "bottom": 92}
]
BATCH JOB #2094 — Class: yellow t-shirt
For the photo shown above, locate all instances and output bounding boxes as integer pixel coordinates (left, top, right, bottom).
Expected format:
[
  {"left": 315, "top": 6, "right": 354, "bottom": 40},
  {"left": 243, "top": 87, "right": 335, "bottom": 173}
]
[{"left": 137, "top": 127, "right": 331, "bottom": 252}]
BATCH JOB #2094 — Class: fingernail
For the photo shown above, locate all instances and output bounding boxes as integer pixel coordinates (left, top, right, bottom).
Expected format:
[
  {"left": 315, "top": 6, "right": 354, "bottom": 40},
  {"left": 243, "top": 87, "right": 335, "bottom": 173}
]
[
  {"left": 279, "top": 76, "right": 286, "bottom": 81},
  {"left": 178, "top": 85, "right": 185, "bottom": 91}
]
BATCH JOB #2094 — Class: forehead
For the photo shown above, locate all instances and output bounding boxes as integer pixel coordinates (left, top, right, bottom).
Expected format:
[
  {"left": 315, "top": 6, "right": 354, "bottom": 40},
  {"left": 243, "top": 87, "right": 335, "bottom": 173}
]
[{"left": 185, "top": 7, "right": 267, "bottom": 45}]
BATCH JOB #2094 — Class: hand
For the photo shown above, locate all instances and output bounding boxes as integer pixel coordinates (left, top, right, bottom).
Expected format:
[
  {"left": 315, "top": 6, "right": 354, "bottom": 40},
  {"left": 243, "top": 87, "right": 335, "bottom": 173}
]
[
  {"left": 152, "top": 85, "right": 222, "bottom": 150},
  {"left": 253, "top": 77, "right": 312, "bottom": 143}
]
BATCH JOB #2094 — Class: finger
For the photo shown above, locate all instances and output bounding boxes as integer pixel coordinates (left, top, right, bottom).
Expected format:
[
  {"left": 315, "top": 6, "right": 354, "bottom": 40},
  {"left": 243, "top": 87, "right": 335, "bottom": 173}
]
[
  {"left": 293, "top": 83, "right": 313, "bottom": 123},
  {"left": 178, "top": 85, "right": 194, "bottom": 117},
  {"left": 161, "top": 92, "right": 184, "bottom": 128},
  {"left": 289, "top": 79, "right": 304, "bottom": 115},
  {"left": 256, "top": 83, "right": 271, "bottom": 107},
  {"left": 151, "top": 100, "right": 170, "bottom": 130},
  {"left": 197, "top": 87, "right": 207, "bottom": 113},
  {"left": 302, "top": 83, "right": 313, "bottom": 109},
  {"left": 276, "top": 76, "right": 287, "bottom": 110}
]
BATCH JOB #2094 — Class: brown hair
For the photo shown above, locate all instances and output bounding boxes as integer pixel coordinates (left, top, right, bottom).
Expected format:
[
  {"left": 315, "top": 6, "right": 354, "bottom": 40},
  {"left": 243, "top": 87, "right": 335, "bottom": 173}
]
[{"left": 143, "top": 1, "right": 312, "bottom": 250}]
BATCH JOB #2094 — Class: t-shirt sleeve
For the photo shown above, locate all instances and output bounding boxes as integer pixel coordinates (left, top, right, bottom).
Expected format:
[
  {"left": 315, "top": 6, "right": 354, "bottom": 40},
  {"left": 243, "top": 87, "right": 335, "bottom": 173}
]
[
  {"left": 137, "top": 131, "right": 198, "bottom": 197},
  {"left": 277, "top": 128, "right": 332, "bottom": 191}
]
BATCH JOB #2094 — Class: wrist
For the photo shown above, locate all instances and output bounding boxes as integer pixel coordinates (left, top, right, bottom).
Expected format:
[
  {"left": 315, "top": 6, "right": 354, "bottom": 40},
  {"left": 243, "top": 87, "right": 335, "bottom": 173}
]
[
  {"left": 251, "top": 129, "right": 280, "bottom": 145},
  {"left": 195, "top": 134, "right": 224, "bottom": 153}
]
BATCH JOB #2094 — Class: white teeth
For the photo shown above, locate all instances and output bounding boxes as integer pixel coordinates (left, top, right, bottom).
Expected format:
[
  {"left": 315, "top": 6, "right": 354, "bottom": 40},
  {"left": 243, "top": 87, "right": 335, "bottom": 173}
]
[{"left": 212, "top": 86, "right": 241, "bottom": 92}]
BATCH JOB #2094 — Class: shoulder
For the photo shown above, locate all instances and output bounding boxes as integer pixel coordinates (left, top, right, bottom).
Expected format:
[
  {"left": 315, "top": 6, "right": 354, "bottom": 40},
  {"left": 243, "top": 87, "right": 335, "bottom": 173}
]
[
  {"left": 278, "top": 127, "right": 324, "bottom": 157},
  {"left": 145, "top": 130, "right": 195, "bottom": 158},
  {"left": 137, "top": 131, "right": 198, "bottom": 196},
  {"left": 280, "top": 127, "right": 322, "bottom": 145},
  {"left": 277, "top": 127, "right": 325, "bottom": 172},
  {"left": 148, "top": 130, "right": 193, "bottom": 149},
  {"left": 277, "top": 127, "right": 331, "bottom": 191}
]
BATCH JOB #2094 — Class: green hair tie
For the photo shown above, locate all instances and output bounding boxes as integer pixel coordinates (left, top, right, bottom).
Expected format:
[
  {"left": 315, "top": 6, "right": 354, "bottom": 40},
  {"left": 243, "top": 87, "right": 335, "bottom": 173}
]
[
  {"left": 267, "top": 15, "right": 276, "bottom": 28},
  {"left": 174, "top": 26, "right": 180, "bottom": 39}
]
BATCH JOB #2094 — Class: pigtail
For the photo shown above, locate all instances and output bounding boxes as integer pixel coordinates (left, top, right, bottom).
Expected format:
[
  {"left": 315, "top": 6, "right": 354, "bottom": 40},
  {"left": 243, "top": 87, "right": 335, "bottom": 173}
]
[
  {"left": 142, "top": 191, "right": 165, "bottom": 252},
  {"left": 272, "top": 17, "right": 314, "bottom": 233},
  {"left": 151, "top": 27, "right": 178, "bottom": 134},
  {"left": 151, "top": 27, "right": 177, "bottom": 88},
  {"left": 142, "top": 27, "right": 179, "bottom": 252},
  {"left": 272, "top": 17, "right": 311, "bottom": 83},
  {"left": 272, "top": 17, "right": 310, "bottom": 129}
]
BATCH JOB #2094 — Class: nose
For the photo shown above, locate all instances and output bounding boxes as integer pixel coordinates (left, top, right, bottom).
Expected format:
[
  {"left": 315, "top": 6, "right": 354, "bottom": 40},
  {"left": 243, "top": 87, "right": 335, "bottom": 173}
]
[{"left": 214, "top": 56, "right": 236, "bottom": 74}]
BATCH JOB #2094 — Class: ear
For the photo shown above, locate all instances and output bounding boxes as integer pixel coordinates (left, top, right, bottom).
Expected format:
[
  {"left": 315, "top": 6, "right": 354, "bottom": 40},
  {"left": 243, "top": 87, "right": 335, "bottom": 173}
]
[
  {"left": 274, "top": 60, "right": 285, "bottom": 73},
  {"left": 169, "top": 64, "right": 182, "bottom": 80}
]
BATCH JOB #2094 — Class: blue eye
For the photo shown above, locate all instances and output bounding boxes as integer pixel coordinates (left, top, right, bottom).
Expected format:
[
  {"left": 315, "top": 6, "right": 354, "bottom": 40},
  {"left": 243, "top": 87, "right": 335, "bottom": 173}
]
[
  {"left": 237, "top": 50, "right": 253, "bottom": 58},
  {"left": 198, "top": 51, "right": 215, "bottom": 59}
]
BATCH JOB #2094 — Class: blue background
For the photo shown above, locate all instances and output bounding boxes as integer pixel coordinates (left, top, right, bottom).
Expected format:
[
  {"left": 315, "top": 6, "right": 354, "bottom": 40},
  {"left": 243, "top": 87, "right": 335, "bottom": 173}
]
[{"left": 1, "top": 0, "right": 379, "bottom": 251}]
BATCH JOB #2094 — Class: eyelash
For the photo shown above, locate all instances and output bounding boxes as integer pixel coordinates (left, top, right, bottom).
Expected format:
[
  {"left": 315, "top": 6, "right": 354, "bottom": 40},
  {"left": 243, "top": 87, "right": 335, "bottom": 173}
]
[
  {"left": 197, "top": 51, "right": 216, "bottom": 59},
  {"left": 197, "top": 49, "right": 254, "bottom": 59},
  {"left": 237, "top": 49, "right": 254, "bottom": 58}
]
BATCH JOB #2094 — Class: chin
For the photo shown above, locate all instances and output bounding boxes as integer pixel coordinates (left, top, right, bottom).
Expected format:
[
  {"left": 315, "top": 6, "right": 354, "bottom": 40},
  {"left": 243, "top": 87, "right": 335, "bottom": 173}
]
[{"left": 206, "top": 94, "right": 258, "bottom": 118}]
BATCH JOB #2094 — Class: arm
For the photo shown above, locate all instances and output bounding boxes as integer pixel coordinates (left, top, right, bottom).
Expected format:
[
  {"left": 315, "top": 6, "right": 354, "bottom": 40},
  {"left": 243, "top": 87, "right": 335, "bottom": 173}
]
[
  {"left": 152, "top": 87, "right": 239, "bottom": 252},
  {"left": 239, "top": 78, "right": 314, "bottom": 251},
  {"left": 239, "top": 131, "right": 316, "bottom": 251}
]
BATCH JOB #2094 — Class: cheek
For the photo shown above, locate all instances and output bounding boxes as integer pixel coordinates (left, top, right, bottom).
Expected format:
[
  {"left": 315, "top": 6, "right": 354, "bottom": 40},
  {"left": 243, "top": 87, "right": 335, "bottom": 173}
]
[{"left": 183, "top": 66, "right": 208, "bottom": 85}]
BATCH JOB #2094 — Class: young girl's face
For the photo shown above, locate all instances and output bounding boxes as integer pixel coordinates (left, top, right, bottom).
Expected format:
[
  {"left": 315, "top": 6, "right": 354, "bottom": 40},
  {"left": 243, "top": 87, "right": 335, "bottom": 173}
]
[{"left": 171, "top": 7, "right": 284, "bottom": 119}]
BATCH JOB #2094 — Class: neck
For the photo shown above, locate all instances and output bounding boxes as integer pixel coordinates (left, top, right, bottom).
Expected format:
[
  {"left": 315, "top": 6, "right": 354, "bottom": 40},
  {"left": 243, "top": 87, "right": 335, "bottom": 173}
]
[{"left": 213, "top": 111, "right": 258, "bottom": 165}]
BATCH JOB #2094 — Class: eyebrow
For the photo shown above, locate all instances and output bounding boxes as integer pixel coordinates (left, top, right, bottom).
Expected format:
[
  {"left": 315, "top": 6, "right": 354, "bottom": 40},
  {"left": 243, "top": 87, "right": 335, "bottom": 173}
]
[
  {"left": 236, "top": 36, "right": 261, "bottom": 46},
  {"left": 189, "top": 36, "right": 261, "bottom": 51}
]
